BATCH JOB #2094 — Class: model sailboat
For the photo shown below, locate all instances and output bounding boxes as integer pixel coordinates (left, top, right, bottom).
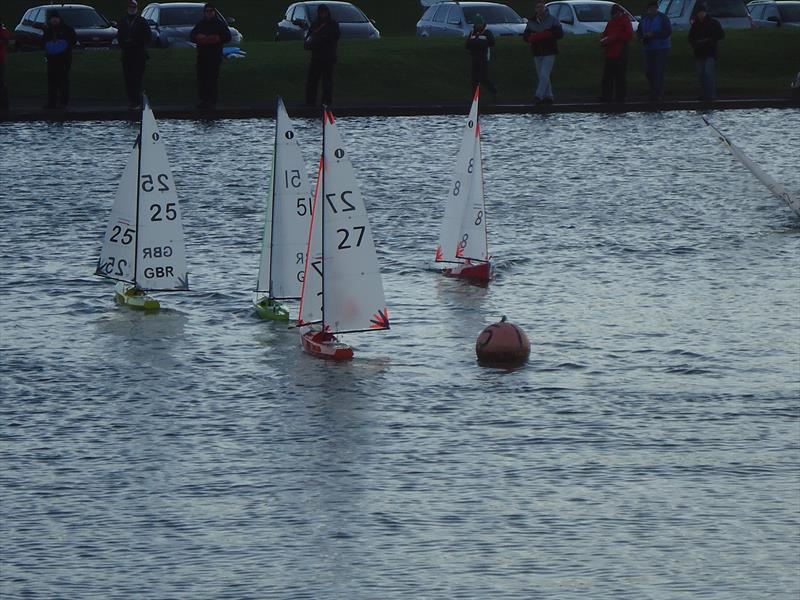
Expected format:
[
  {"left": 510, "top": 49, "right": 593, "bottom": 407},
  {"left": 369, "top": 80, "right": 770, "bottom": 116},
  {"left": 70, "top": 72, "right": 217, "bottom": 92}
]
[
  {"left": 96, "top": 97, "right": 188, "bottom": 310},
  {"left": 435, "top": 87, "right": 490, "bottom": 281},
  {"left": 297, "top": 110, "right": 390, "bottom": 360},
  {"left": 254, "top": 98, "right": 314, "bottom": 320},
  {"left": 702, "top": 116, "right": 800, "bottom": 217}
]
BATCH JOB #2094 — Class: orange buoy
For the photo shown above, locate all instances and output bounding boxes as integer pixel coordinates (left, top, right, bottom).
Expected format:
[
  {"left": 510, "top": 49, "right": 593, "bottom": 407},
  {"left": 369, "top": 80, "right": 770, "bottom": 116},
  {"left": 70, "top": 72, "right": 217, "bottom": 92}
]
[{"left": 476, "top": 316, "right": 530, "bottom": 367}]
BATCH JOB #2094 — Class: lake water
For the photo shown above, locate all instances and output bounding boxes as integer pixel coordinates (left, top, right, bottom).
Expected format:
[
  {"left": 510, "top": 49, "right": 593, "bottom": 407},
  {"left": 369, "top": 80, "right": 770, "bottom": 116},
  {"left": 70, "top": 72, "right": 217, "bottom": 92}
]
[{"left": 1, "top": 109, "right": 799, "bottom": 599}]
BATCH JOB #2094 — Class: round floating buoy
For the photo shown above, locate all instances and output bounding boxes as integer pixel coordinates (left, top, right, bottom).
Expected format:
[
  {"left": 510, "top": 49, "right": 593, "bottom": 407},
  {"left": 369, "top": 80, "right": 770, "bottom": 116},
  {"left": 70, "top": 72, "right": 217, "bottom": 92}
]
[{"left": 476, "top": 316, "right": 530, "bottom": 367}]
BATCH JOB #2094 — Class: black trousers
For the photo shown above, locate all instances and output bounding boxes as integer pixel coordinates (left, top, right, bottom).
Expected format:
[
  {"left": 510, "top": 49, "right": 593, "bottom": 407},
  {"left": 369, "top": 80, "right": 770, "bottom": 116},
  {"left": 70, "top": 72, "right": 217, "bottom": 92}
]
[
  {"left": 600, "top": 54, "right": 628, "bottom": 103},
  {"left": 0, "top": 62, "right": 8, "bottom": 109},
  {"left": 305, "top": 58, "right": 335, "bottom": 106},
  {"left": 196, "top": 56, "right": 221, "bottom": 105},
  {"left": 471, "top": 59, "right": 496, "bottom": 96},
  {"left": 46, "top": 58, "right": 70, "bottom": 106},
  {"left": 122, "top": 54, "right": 146, "bottom": 106}
]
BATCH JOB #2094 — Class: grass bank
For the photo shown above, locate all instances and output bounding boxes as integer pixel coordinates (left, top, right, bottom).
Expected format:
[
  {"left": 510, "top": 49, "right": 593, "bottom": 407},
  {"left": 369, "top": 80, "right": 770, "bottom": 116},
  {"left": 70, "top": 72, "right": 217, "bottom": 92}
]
[{"left": 4, "top": 30, "right": 799, "bottom": 109}]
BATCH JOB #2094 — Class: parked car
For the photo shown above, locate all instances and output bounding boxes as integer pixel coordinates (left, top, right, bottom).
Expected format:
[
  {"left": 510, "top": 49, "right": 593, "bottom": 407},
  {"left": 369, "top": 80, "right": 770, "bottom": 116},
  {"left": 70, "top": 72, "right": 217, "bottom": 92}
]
[
  {"left": 747, "top": 0, "right": 800, "bottom": 25},
  {"left": 416, "top": 1, "right": 526, "bottom": 37},
  {"left": 546, "top": 0, "right": 638, "bottom": 33},
  {"left": 13, "top": 4, "right": 117, "bottom": 50},
  {"left": 141, "top": 2, "right": 242, "bottom": 48},
  {"left": 276, "top": 1, "right": 380, "bottom": 41},
  {"left": 656, "top": 0, "right": 753, "bottom": 28}
]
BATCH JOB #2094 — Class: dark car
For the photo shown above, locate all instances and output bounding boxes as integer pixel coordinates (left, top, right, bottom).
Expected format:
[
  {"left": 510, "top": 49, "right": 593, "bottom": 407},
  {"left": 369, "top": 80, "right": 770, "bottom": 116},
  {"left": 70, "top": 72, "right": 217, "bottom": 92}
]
[
  {"left": 141, "top": 2, "right": 242, "bottom": 48},
  {"left": 276, "top": 1, "right": 380, "bottom": 41},
  {"left": 14, "top": 4, "right": 118, "bottom": 49}
]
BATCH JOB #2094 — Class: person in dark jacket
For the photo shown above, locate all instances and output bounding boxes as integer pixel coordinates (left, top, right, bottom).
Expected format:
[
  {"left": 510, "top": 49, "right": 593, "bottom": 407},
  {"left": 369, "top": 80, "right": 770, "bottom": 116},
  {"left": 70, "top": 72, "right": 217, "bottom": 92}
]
[
  {"left": 465, "top": 14, "right": 496, "bottom": 100},
  {"left": 304, "top": 4, "right": 340, "bottom": 107},
  {"left": 189, "top": 3, "right": 231, "bottom": 109},
  {"left": 522, "top": 1, "right": 563, "bottom": 105},
  {"left": 636, "top": 0, "right": 671, "bottom": 101},
  {"left": 117, "top": 0, "right": 152, "bottom": 110},
  {"left": 41, "top": 10, "right": 77, "bottom": 109},
  {"left": 1, "top": 16, "right": 11, "bottom": 110},
  {"left": 688, "top": 4, "right": 724, "bottom": 101},
  {"left": 600, "top": 4, "right": 633, "bottom": 103}
]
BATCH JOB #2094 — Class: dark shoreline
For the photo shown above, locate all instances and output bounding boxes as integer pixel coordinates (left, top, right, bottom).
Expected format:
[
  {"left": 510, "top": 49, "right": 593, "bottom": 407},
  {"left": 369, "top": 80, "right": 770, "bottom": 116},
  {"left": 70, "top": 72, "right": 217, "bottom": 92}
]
[{"left": 1, "top": 97, "right": 798, "bottom": 122}]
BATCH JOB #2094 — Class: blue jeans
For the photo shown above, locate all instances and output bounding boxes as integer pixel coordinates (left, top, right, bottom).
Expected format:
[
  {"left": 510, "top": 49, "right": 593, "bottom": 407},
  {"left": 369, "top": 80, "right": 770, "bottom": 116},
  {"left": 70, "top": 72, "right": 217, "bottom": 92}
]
[
  {"left": 533, "top": 55, "right": 555, "bottom": 100},
  {"left": 696, "top": 57, "right": 716, "bottom": 100},
  {"left": 643, "top": 48, "right": 668, "bottom": 100}
]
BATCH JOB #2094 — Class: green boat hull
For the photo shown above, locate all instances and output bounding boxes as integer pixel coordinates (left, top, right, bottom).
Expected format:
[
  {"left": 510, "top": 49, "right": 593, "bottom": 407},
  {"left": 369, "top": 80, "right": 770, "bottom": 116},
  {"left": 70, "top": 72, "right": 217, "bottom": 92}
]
[
  {"left": 114, "top": 283, "right": 160, "bottom": 311},
  {"left": 254, "top": 297, "right": 290, "bottom": 321}
]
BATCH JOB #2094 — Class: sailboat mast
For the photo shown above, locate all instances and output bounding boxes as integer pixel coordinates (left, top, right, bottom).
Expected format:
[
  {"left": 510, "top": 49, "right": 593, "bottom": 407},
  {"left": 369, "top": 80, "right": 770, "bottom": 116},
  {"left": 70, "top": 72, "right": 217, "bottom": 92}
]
[
  {"left": 265, "top": 100, "right": 279, "bottom": 299},
  {"left": 321, "top": 109, "right": 327, "bottom": 331},
  {"left": 132, "top": 101, "right": 145, "bottom": 288}
]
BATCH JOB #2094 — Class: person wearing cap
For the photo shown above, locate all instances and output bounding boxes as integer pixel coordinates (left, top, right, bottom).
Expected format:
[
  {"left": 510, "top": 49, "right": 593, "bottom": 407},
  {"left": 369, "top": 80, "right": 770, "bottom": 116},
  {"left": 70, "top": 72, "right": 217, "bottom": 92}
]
[
  {"left": 190, "top": 3, "right": 232, "bottom": 109},
  {"left": 522, "top": 0, "right": 563, "bottom": 105},
  {"left": 636, "top": 0, "right": 671, "bottom": 102},
  {"left": 599, "top": 4, "right": 633, "bottom": 103},
  {"left": 41, "top": 10, "right": 77, "bottom": 109},
  {"left": 688, "top": 3, "right": 724, "bottom": 101},
  {"left": 116, "top": 0, "right": 152, "bottom": 110},
  {"left": 465, "top": 14, "right": 497, "bottom": 101},
  {"left": 304, "top": 4, "right": 340, "bottom": 106},
  {"left": 0, "top": 15, "right": 11, "bottom": 110}
]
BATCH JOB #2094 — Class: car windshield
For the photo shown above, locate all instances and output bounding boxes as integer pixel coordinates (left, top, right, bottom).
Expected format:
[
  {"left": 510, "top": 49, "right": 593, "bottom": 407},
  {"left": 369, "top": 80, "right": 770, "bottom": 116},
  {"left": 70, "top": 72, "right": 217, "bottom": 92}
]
[
  {"left": 59, "top": 7, "right": 109, "bottom": 28},
  {"left": 571, "top": 3, "right": 614, "bottom": 20},
  {"left": 160, "top": 6, "right": 206, "bottom": 26},
  {"left": 706, "top": 0, "right": 749, "bottom": 16},
  {"left": 779, "top": 3, "right": 800, "bottom": 19},
  {"left": 305, "top": 3, "right": 367, "bottom": 23},
  {"left": 463, "top": 5, "right": 524, "bottom": 24}
]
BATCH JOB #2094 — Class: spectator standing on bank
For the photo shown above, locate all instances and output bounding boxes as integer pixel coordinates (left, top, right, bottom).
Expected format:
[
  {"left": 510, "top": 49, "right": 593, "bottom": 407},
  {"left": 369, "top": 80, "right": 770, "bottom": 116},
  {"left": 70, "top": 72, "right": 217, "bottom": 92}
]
[
  {"left": 522, "top": 0, "right": 563, "bottom": 105},
  {"left": 599, "top": 4, "right": 633, "bottom": 103},
  {"left": 688, "top": 3, "right": 724, "bottom": 101},
  {"left": 42, "top": 10, "right": 77, "bottom": 109},
  {"left": 637, "top": 0, "right": 671, "bottom": 101},
  {"left": 189, "top": 3, "right": 231, "bottom": 109},
  {"left": 465, "top": 14, "right": 497, "bottom": 101},
  {"left": 117, "top": 0, "right": 151, "bottom": 110},
  {"left": 304, "top": 4, "right": 340, "bottom": 107},
  {"left": 0, "top": 16, "right": 11, "bottom": 110}
]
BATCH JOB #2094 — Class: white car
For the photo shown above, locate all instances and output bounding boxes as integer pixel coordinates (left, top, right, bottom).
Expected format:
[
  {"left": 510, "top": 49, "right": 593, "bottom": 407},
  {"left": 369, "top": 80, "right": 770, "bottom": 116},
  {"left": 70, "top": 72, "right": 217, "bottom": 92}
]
[
  {"left": 546, "top": 0, "right": 639, "bottom": 33},
  {"left": 747, "top": 0, "right": 800, "bottom": 26}
]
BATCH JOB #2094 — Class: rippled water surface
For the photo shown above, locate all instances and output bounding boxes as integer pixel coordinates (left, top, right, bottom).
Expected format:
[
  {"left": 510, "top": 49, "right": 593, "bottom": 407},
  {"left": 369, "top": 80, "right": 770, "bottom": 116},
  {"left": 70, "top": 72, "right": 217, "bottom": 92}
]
[{"left": 1, "top": 109, "right": 799, "bottom": 599}]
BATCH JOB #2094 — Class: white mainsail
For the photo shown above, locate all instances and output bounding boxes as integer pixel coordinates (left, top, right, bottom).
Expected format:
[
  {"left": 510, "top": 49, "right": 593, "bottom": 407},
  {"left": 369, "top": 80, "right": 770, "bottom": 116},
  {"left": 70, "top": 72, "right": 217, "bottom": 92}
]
[
  {"left": 321, "top": 111, "right": 389, "bottom": 333},
  {"left": 456, "top": 126, "right": 488, "bottom": 262},
  {"left": 96, "top": 141, "right": 139, "bottom": 283},
  {"left": 96, "top": 99, "right": 187, "bottom": 290},
  {"left": 297, "top": 157, "right": 325, "bottom": 326},
  {"left": 256, "top": 98, "right": 314, "bottom": 299},
  {"left": 703, "top": 116, "right": 800, "bottom": 217},
  {"left": 435, "top": 88, "right": 485, "bottom": 263}
]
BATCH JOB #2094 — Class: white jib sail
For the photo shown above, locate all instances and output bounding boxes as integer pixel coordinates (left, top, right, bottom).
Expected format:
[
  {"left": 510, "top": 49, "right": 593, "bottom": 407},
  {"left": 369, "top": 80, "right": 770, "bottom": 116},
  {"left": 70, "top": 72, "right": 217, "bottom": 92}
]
[
  {"left": 97, "top": 140, "right": 139, "bottom": 283},
  {"left": 297, "top": 157, "right": 324, "bottom": 326},
  {"left": 703, "top": 117, "right": 800, "bottom": 217},
  {"left": 436, "top": 89, "right": 480, "bottom": 263},
  {"left": 257, "top": 98, "right": 314, "bottom": 299},
  {"left": 135, "top": 101, "right": 188, "bottom": 290},
  {"left": 322, "top": 112, "right": 389, "bottom": 334},
  {"left": 456, "top": 127, "right": 488, "bottom": 262}
]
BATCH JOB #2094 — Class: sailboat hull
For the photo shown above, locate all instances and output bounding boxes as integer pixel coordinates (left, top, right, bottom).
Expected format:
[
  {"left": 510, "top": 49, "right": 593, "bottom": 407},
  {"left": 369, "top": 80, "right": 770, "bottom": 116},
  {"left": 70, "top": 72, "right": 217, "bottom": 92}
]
[
  {"left": 300, "top": 328, "right": 354, "bottom": 361},
  {"left": 114, "top": 281, "right": 160, "bottom": 311},
  {"left": 254, "top": 297, "right": 290, "bottom": 321},
  {"left": 442, "top": 261, "right": 491, "bottom": 282}
]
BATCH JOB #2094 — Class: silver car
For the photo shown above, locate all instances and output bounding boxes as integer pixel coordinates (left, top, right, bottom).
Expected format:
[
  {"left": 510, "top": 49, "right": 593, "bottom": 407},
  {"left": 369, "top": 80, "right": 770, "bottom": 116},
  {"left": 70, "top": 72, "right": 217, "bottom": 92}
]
[
  {"left": 747, "top": 0, "right": 800, "bottom": 25},
  {"left": 656, "top": 0, "right": 753, "bottom": 29},
  {"left": 416, "top": 1, "right": 527, "bottom": 38},
  {"left": 546, "top": 0, "right": 639, "bottom": 33},
  {"left": 141, "top": 2, "right": 242, "bottom": 48}
]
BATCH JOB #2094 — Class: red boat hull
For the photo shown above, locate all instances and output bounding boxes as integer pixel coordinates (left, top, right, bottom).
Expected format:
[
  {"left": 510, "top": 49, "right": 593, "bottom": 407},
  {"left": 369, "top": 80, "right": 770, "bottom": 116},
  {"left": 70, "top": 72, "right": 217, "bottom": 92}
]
[
  {"left": 301, "top": 329, "right": 354, "bottom": 361},
  {"left": 442, "top": 261, "right": 491, "bottom": 282}
]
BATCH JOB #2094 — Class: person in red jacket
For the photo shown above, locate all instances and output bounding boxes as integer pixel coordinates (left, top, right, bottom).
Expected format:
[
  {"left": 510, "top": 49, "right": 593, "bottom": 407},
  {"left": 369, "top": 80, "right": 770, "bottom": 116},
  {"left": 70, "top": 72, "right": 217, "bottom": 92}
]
[
  {"left": 0, "top": 15, "right": 11, "bottom": 110},
  {"left": 600, "top": 4, "right": 634, "bottom": 103}
]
